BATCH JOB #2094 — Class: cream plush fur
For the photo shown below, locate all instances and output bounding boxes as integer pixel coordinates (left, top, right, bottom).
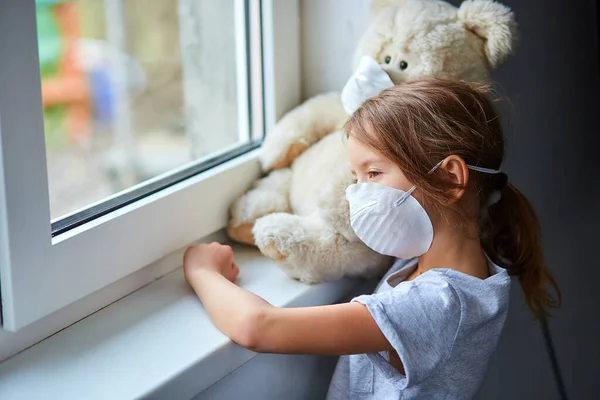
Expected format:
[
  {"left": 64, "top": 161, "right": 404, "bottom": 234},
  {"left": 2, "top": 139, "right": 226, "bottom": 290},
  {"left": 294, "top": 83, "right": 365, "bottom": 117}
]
[{"left": 228, "top": 0, "right": 517, "bottom": 283}]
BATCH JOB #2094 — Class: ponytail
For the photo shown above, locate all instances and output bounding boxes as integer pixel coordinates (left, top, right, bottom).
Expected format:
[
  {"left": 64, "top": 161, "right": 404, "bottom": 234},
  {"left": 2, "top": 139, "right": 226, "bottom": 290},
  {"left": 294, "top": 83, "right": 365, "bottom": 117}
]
[{"left": 480, "top": 182, "right": 561, "bottom": 319}]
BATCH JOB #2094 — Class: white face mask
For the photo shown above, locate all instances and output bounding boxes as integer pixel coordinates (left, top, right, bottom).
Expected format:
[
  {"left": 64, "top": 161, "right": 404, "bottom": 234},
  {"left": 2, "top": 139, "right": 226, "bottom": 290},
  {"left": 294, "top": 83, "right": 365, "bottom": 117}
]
[
  {"left": 341, "top": 56, "right": 394, "bottom": 115},
  {"left": 345, "top": 163, "right": 503, "bottom": 259}
]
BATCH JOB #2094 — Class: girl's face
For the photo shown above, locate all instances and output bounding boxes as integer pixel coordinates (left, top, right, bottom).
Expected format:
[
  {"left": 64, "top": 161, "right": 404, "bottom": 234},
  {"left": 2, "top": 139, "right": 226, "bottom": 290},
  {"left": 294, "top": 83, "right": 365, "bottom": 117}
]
[
  {"left": 348, "top": 136, "right": 413, "bottom": 192},
  {"left": 347, "top": 135, "right": 447, "bottom": 239}
]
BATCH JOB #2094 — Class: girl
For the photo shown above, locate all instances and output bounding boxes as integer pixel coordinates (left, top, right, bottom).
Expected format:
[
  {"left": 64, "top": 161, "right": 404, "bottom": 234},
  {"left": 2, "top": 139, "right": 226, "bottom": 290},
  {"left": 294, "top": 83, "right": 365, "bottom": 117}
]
[{"left": 183, "top": 78, "right": 561, "bottom": 399}]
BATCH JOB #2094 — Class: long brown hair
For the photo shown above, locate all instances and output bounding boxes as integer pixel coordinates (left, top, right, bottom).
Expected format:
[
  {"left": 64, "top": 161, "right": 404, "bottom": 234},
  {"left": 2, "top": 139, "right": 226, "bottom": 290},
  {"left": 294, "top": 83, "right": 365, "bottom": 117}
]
[{"left": 345, "top": 78, "right": 561, "bottom": 319}]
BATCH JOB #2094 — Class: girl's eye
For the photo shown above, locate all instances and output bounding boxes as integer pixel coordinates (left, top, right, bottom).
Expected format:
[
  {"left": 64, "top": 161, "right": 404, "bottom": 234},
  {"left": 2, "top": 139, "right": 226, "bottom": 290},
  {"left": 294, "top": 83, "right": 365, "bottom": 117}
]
[
  {"left": 384, "top": 56, "right": 392, "bottom": 64},
  {"left": 368, "top": 171, "right": 382, "bottom": 179},
  {"left": 399, "top": 60, "right": 408, "bottom": 70}
]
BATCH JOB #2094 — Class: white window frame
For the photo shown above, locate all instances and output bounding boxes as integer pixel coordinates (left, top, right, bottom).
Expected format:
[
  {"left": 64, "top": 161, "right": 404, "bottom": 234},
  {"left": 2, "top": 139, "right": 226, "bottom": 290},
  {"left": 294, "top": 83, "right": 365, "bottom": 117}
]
[{"left": 0, "top": 0, "right": 300, "bottom": 332}]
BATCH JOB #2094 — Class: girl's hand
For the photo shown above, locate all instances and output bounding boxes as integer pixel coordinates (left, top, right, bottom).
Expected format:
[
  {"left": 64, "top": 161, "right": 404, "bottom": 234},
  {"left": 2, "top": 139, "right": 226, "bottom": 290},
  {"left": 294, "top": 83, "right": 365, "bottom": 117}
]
[{"left": 183, "top": 242, "right": 240, "bottom": 283}]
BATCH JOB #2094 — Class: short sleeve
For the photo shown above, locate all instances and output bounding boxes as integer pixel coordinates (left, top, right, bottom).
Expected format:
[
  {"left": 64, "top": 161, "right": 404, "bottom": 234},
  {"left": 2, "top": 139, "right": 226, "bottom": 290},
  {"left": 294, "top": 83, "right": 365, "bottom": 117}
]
[{"left": 353, "top": 275, "right": 462, "bottom": 388}]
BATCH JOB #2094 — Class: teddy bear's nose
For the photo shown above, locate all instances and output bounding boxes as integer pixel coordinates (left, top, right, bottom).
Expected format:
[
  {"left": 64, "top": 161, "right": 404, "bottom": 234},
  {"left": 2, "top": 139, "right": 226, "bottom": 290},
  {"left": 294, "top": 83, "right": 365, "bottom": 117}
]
[{"left": 380, "top": 65, "right": 403, "bottom": 84}]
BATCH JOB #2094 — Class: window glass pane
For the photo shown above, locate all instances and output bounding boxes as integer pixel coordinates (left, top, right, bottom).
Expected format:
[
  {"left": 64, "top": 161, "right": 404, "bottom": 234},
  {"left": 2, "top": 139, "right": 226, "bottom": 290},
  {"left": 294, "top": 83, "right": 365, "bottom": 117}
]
[{"left": 36, "top": 0, "right": 252, "bottom": 220}]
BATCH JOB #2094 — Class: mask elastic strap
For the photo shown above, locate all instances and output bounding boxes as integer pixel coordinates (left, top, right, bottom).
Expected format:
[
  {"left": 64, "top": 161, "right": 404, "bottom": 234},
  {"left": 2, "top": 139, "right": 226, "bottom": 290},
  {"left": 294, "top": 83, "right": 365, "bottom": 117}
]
[
  {"left": 467, "top": 165, "right": 502, "bottom": 174},
  {"left": 428, "top": 160, "right": 444, "bottom": 174},
  {"left": 466, "top": 165, "right": 506, "bottom": 206},
  {"left": 394, "top": 186, "right": 417, "bottom": 207},
  {"left": 395, "top": 162, "right": 504, "bottom": 207},
  {"left": 432, "top": 160, "right": 502, "bottom": 175}
]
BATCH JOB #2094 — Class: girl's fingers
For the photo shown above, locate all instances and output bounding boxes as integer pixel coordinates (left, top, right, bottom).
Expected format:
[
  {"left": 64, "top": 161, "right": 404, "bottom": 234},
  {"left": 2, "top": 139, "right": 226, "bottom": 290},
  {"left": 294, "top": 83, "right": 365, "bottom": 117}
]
[{"left": 228, "top": 263, "right": 240, "bottom": 282}]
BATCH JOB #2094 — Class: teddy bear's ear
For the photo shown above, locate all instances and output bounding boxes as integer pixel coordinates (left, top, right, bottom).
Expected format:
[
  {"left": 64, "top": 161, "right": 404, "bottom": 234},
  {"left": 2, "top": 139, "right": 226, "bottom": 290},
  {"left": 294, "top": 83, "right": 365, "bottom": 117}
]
[
  {"left": 457, "top": 0, "right": 518, "bottom": 68},
  {"left": 370, "top": 0, "right": 409, "bottom": 16}
]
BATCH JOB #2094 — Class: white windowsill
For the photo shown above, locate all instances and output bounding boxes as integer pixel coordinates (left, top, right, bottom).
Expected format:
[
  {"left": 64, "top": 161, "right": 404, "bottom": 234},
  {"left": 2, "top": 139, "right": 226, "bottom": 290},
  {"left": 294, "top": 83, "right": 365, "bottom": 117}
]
[{"left": 0, "top": 245, "right": 370, "bottom": 400}]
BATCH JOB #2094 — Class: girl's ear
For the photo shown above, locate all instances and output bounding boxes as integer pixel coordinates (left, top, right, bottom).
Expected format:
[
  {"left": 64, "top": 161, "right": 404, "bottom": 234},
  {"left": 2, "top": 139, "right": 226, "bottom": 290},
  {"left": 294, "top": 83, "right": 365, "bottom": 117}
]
[
  {"left": 441, "top": 155, "right": 469, "bottom": 205},
  {"left": 457, "top": 0, "right": 518, "bottom": 69}
]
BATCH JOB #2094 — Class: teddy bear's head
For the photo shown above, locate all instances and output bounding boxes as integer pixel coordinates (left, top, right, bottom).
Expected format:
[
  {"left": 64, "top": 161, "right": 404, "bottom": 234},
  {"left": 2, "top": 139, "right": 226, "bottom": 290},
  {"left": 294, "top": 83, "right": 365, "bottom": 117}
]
[{"left": 354, "top": 0, "right": 517, "bottom": 84}]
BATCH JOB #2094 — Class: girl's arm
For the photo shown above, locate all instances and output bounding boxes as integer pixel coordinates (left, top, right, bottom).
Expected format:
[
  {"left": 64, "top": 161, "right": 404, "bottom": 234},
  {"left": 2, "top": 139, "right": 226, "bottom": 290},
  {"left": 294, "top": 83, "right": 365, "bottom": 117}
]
[{"left": 183, "top": 243, "right": 392, "bottom": 355}]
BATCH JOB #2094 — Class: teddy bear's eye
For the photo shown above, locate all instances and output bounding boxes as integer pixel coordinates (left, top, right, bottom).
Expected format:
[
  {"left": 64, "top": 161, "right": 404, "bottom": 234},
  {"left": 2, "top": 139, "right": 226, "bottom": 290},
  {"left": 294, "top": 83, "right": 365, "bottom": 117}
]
[
  {"left": 399, "top": 60, "right": 408, "bottom": 70},
  {"left": 384, "top": 56, "right": 392, "bottom": 64}
]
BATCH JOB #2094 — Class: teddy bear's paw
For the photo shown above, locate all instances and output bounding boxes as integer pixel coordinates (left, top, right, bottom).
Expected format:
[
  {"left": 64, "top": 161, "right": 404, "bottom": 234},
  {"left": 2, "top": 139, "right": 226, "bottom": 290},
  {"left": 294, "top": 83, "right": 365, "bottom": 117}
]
[
  {"left": 227, "top": 222, "right": 256, "bottom": 246},
  {"left": 227, "top": 177, "right": 291, "bottom": 244},
  {"left": 261, "top": 242, "right": 288, "bottom": 261},
  {"left": 252, "top": 213, "right": 300, "bottom": 262},
  {"left": 260, "top": 140, "right": 308, "bottom": 171},
  {"left": 270, "top": 142, "right": 308, "bottom": 170}
]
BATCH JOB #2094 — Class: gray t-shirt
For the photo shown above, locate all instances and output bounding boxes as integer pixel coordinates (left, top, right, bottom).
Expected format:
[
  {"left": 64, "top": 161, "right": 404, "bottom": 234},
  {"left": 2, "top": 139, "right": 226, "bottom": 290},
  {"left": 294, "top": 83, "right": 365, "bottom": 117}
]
[{"left": 327, "top": 256, "right": 510, "bottom": 400}]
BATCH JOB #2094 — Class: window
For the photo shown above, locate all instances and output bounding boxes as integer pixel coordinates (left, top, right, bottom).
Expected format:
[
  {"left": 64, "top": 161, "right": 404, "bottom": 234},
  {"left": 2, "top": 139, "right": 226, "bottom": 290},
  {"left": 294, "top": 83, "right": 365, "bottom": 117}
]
[
  {"left": 0, "top": 0, "right": 300, "bottom": 334},
  {"left": 39, "top": 0, "right": 263, "bottom": 223}
]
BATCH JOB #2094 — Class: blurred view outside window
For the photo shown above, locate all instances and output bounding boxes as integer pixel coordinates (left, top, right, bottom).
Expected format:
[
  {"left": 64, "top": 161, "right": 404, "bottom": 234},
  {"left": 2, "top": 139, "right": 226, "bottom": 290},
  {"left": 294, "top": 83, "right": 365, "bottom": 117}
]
[{"left": 36, "top": 0, "right": 250, "bottom": 219}]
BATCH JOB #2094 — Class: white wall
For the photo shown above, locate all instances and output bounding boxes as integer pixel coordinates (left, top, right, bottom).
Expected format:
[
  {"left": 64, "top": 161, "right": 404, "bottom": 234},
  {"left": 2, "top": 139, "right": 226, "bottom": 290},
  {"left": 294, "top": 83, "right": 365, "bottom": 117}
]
[{"left": 300, "top": 0, "right": 371, "bottom": 99}]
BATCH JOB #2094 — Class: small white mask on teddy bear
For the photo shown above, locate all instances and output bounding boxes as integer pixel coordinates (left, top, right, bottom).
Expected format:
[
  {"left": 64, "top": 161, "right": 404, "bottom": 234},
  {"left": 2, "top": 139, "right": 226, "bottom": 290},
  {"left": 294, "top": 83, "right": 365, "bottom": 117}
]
[{"left": 341, "top": 56, "right": 394, "bottom": 115}]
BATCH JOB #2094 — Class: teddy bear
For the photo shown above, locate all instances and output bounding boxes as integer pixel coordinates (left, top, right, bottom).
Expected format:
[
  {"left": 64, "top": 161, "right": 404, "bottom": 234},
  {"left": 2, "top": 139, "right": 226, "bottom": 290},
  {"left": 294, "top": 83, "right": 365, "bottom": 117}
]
[{"left": 227, "top": 0, "right": 517, "bottom": 283}]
